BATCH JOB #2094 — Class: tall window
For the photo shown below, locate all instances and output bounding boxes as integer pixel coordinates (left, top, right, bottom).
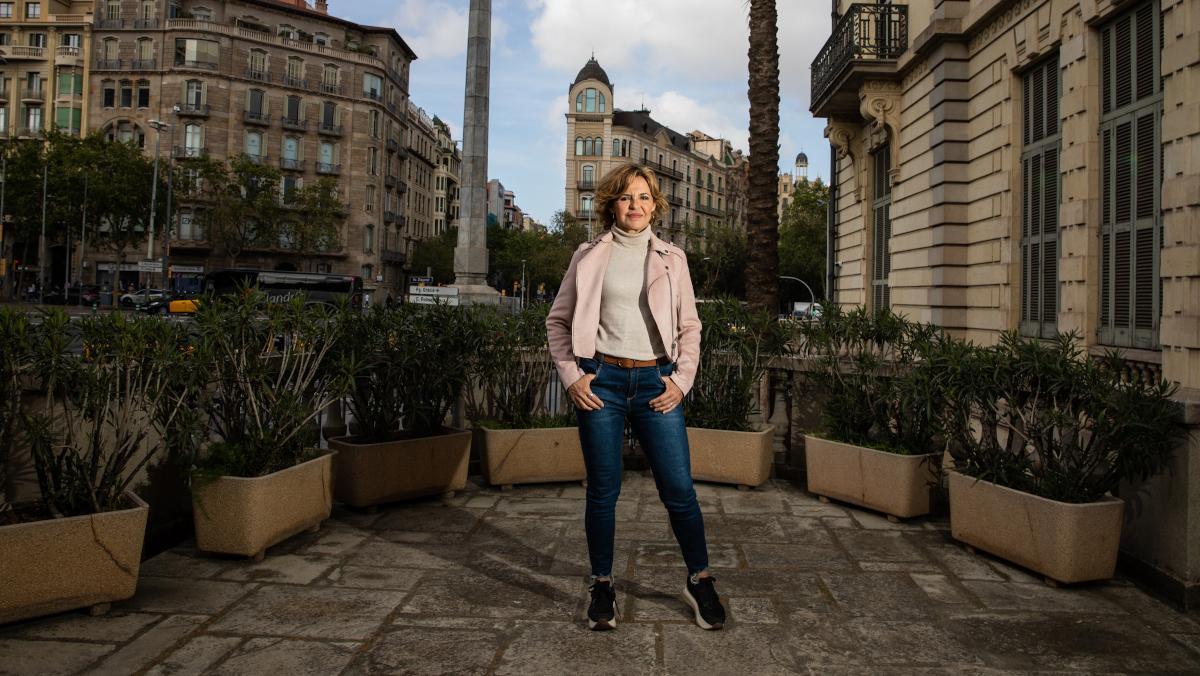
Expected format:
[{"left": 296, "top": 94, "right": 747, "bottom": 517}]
[
  {"left": 102, "top": 80, "right": 116, "bottom": 107},
  {"left": 184, "top": 79, "right": 203, "bottom": 107},
  {"left": 139, "top": 0, "right": 154, "bottom": 19},
  {"left": 580, "top": 195, "right": 593, "bottom": 214},
  {"left": 585, "top": 88, "right": 597, "bottom": 112},
  {"left": 137, "top": 79, "right": 150, "bottom": 107},
  {"left": 319, "top": 141, "right": 334, "bottom": 165},
  {"left": 283, "top": 137, "right": 299, "bottom": 161},
  {"left": 1099, "top": 1, "right": 1162, "bottom": 348},
  {"left": 1020, "top": 55, "right": 1061, "bottom": 338},
  {"left": 247, "top": 89, "right": 266, "bottom": 115},
  {"left": 184, "top": 123, "right": 202, "bottom": 152},
  {"left": 321, "top": 100, "right": 337, "bottom": 127},
  {"left": 245, "top": 130, "right": 262, "bottom": 158},
  {"left": 369, "top": 109, "right": 381, "bottom": 137},
  {"left": 582, "top": 165, "right": 594, "bottom": 184},
  {"left": 102, "top": 38, "right": 119, "bottom": 61},
  {"left": 363, "top": 72, "right": 382, "bottom": 99},
  {"left": 119, "top": 79, "right": 133, "bottom": 107},
  {"left": 137, "top": 38, "right": 153, "bottom": 62},
  {"left": 105, "top": 1, "right": 119, "bottom": 19},
  {"left": 367, "top": 147, "right": 378, "bottom": 175},
  {"left": 248, "top": 50, "right": 267, "bottom": 78},
  {"left": 25, "top": 105, "right": 42, "bottom": 130},
  {"left": 28, "top": 33, "right": 45, "bottom": 48},
  {"left": 364, "top": 184, "right": 376, "bottom": 212},
  {"left": 871, "top": 144, "right": 892, "bottom": 312},
  {"left": 321, "top": 64, "right": 339, "bottom": 91},
  {"left": 0, "top": 4, "right": 12, "bottom": 19},
  {"left": 26, "top": 2, "right": 40, "bottom": 18},
  {"left": 584, "top": 138, "right": 593, "bottom": 156},
  {"left": 575, "top": 137, "right": 584, "bottom": 156},
  {"left": 175, "top": 38, "right": 218, "bottom": 67},
  {"left": 285, "top": 94, "right": 301, "bottom": 122},
  {"left": 364, "top": 224, "right": 375, "bottom": 253},
  {"left": 286, "top": 57, "right": 303, "bottom": 85}
]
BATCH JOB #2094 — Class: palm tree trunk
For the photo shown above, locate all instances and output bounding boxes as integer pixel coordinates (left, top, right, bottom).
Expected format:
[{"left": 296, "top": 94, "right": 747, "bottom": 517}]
[{"left": 746, "top": 0, "right": 780, "bottom": 313}]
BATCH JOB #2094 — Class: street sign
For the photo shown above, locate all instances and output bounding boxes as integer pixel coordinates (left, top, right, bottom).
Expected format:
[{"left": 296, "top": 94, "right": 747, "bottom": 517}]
[
  {"left": 409, "top": 276, "right": 433, "bottom": 285},
  {"left": 172, "top": 265, "right": 204, "bottom": 274},
  {"left": 138, "top": 260, "right": 163, "bottom": 273},
  {"left": 410, "top": 294, "right": 460, "bottom": 306},
  {"left": 409, "top": 285, "right": 459, "bottom": 297}
]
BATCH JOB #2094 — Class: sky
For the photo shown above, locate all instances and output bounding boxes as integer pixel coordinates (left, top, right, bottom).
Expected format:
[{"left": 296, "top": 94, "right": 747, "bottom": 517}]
[{"left": 337, "top": 0, "right": 834, "bottom": 226}]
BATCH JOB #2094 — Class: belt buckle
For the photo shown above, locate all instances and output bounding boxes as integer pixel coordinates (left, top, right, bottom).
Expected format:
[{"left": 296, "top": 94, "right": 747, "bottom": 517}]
[{"left": 618, "top": 357, "right": 634, "bottom": 368}]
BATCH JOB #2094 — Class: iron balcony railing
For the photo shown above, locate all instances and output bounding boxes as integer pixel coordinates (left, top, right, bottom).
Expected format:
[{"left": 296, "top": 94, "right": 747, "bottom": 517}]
[
  {"left": 811, "top": 3, "right": 908, "bottom": 105},
  {"left": 177, "top": 102, "right": 210, "bottom": 116}
]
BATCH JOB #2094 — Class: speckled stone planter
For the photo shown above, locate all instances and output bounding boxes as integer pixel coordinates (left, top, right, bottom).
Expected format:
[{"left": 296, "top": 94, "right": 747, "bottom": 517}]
[
  {"left": 329, "top": 427, "right": 470, "bottom": 508},
  {"left": 480, "top": 426, "right": 584, "bottom": 488},
  {"left": 0, "top": 492, "right": 148, "bottom": 624},
  {"left": 687, "top": 425, "right": 775, "bottom": 489},
  {"left": 948, "top": 470, "right": 1125, "bottom": 584},
  {"left": 804, "top": 435, "right": 941, "bottom": 518},
  {"left": 192, "top": 452, "right": 334, "bottom": 561}
]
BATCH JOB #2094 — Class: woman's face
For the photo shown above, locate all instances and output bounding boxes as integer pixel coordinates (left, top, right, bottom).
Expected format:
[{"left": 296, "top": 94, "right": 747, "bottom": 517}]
[{"left": 613, "top": 176, "right": 655, "bottom": 233}]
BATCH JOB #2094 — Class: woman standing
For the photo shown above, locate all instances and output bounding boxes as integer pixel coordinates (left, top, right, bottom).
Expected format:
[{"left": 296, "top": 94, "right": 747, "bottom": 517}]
[{"left": 546, "top": 163, "right": 724, "bottom": 631}]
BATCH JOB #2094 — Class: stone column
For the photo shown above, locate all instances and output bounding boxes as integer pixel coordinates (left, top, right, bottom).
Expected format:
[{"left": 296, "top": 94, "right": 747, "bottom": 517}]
[{"left": 452, "top": 0, "right": 499, "bottom": 303}]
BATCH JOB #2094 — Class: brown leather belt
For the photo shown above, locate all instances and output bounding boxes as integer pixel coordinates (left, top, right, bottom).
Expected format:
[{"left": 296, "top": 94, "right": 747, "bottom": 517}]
[{"left": 600, "top": 354, "right": 667, "bottom": 369}]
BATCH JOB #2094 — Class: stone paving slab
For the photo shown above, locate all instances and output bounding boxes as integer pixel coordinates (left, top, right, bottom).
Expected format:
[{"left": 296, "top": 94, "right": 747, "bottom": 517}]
[{"left": 1, "top": 472, "right": 1199, "bottom": 675}]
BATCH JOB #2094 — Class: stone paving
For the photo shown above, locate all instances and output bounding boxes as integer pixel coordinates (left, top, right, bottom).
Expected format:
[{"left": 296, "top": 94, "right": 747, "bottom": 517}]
[{"left": 3, "top": 472, "right": 1200, "bottom": 675}]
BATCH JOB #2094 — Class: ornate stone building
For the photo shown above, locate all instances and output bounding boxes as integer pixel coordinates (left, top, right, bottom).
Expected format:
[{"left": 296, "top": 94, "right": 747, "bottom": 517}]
[
  {"left": 431, "top": 115, "right": 459, "bottom": 237},
  {"left": 564, "top": 57, "right": 747, "bottom": 248},
  {"left": 812, "top": 0, "right": 1200, "bottom": 606}
]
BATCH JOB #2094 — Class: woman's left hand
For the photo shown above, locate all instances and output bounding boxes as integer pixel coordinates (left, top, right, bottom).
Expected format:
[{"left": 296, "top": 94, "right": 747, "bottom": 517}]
[{"left": 650, "top": 376, "right": 684, "bottom": 414}]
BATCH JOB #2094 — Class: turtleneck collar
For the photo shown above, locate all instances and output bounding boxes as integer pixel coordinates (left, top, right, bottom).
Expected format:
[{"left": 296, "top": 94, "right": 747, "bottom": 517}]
[{"left": 610, "top": 224, "right": 651, "bottom": 248}]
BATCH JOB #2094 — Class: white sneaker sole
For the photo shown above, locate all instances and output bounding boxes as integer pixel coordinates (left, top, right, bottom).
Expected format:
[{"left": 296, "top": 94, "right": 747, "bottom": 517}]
[
  {"left": 682, "top": 586, "right": 724, "bottom": 630},
  {"left": 587, "top": 616, "right": 616, "bottom": 631}
]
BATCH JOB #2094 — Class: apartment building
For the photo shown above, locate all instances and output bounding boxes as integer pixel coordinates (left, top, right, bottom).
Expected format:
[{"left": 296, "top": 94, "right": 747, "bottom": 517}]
[
  {"left": 565, "top": 57, "right": 747, "bottom": 249},
  {"left": 0, "top": 1, "right": 92, "bottom": 139},
  {"left": 778, "top": 151, "right": 810, "bottom": 221},
  {"left": 431, "top": 115, "right": 459, "bottom": 237},
  {"left": 811, "top": 0, "right": 1200, "bottom": 605},
  {"left": 33, "top": 0, "right": 416, "bottom": 300}
]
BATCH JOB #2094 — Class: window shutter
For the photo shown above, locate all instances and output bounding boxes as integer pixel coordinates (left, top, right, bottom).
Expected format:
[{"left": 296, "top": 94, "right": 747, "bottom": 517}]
[
  {"left": 200, "top": 81, "right": 207, "bottom": 105},
  {"left": 1020, "top": 55, "right": 1060, "bottom": 337}
]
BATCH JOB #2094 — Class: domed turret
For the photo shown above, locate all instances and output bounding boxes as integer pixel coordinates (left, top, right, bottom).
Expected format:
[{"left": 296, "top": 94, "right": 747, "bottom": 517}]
[
  {"left": 573, "top": 57, "right": 611, "bottom": 88},
  {"left": 795, "top": 151, "right": 809, "bottom": 180}
]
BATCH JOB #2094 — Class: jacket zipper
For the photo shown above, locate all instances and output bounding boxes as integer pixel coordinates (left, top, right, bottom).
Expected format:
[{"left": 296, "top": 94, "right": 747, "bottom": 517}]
[{"left": 666, "top": 254, "right": 676, "bottom": 360}]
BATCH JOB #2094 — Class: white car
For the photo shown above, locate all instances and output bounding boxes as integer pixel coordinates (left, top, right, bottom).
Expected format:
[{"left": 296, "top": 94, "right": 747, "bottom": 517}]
[{"left": 119, "top": 289, "right": 166, "bottom": 308}]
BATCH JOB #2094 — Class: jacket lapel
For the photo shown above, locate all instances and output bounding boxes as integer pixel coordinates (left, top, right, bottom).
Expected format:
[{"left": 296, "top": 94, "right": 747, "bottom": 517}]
[{"left": 645, "top": 233, "right": 674, "bottom": 351}]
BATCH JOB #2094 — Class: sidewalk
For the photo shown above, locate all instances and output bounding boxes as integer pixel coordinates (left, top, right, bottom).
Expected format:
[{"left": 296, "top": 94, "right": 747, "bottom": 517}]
[{"left": 2, "top": 473, "right": 1198, "bottom": 675}]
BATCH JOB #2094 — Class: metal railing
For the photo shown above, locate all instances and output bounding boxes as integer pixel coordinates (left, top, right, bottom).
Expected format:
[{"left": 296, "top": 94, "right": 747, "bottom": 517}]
[
  {"left": 316, "top": 162, "right": 341, "bottom": 174},
  {"left": 284, "top": 76, "right": 308, "bottom": 89},
  {"left": 281, "top": 116, "right": 307, "bottom": 130},
  {"left": 173, "top": 146, "right": 206, "bottom": 158},
  {"left": 177, "top": 102, "right": 209, "bottom": 116},
  {"left": 132, "top": 59, "right": 157, "bottom": 70},
  {"left": 133, "top": 18, "right": 159, "bottom": 29},
  {"left": 811, "top": 3, "right": 908, "bottom": 105},
  {"left": 577, "top": 179, "right": 595, "bottom": 190},
  {"left": 639, "top": 157, "right": 683, "bottom": 180},
  {"left": 279, "top": 157, "right": 303, "bottom": 170},
  {"left": 317, "top": 122, "right": 343, "bottom": 136},
  {"left": 243, "top": 110, "right": 270, "bottom": 125},
  {"left": 95, "top": 58, "right": 123, "bottom": 70},
  {"left": 245, "top": 67, "right": 270, "bottom": 83},
  {"left": 175, "top": 59, "right": 219, "bottom": 70}
]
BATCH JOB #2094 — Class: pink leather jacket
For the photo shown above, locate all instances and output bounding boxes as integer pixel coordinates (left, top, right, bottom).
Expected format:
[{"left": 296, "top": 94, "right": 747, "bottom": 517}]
[{"left": 546, "top": 229, "right": 702, "bottom": 395}]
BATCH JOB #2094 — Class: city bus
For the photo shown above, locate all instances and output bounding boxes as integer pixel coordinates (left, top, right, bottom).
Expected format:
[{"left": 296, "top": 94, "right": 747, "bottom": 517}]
[{"left": 168, "top": 269, "right": 363, "bottom": 314}]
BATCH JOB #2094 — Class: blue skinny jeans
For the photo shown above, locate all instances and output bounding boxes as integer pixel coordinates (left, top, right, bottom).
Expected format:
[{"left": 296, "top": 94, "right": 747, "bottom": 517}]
[{"left": 575, "top": 356, "right": 710, "bottom": 577}]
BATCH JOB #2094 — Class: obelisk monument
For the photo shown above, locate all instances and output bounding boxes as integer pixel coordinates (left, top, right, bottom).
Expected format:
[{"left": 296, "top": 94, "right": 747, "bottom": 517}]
[{"left": 452, "top": 0, "right": 498, "bottom": 302}]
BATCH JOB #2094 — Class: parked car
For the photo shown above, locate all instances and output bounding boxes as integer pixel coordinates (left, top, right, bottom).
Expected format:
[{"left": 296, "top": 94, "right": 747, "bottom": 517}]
[{"left": 119, "top": 289, "right": 166, "bottom": 308}]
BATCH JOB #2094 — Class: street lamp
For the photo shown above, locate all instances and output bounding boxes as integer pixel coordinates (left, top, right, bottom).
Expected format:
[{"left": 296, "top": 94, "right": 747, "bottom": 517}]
[
  {"left": 146, "top": 119, "right": 170, "bottom": 286},
  {"left": 520, "top": 258, "right": 527, "bottom": 309},
  {"left": 779, "top": 275, "right": 817, "bottom": 316}
]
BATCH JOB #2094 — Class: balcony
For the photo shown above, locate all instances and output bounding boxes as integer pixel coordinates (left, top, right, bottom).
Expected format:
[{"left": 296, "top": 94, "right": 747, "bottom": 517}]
[
  {"left": 1, "top": 46, "right": 47, "bottom": 60},
  {"left": 666, "top": 194, "right": 683, "bottom": 207},
  {"left": 55, "top": 45, "right": 81, "bottom": 66},
  {"left": 316, "top": 162, "right": 341, "bottom": 175},
  {"left": 578, "top": 208, "right": 595, "bottom": 220},
  {"left": 173, "top": 146, "right": 207, "bottom": 159},
  {"left": 695, "top": 202, "right": 723, "bottom": 217},
  {"left": 319, "top": 82, "right": 343, "bottom": 96},
  {"left": 16, "top": 127, "right": 43, "bottom": 139},
  {"left": 810, "top": 3, "right": 908, "bottom": 116},
  {"left": 177, "top": 102, "right": 210, "bottom": 117},
  {"left": 381, "top": 249, "right": 406, "bottom": 265},
  {"left": 317, "top": 122, "right": 343, "bottom": 136},
  {"left": 384, "top": 174, "right": 397, "bottom": 188},
  {"left": 132, "top": 59, "right": 157, "bottom": 70},
  {"left": 244, "top": 67, "right": 270, "bottom": 83},
  {"left": 243, "top": 110, "right": 271, "bottom": 126},
  {"left": 383, "top": 210, "right": 401, "bottom": 224},
  {"left": 245, "top": 154, "right": 270, "bottom": 165},
  {"left": 175, "top": 59, "right": 219, "bottom": 71},
  {"left": 95, "top": 59, "right": 124, "bottom": 70},
  {"left": 578, "top": 179, "right": 595, "bottom": 191},
  {"left": 20, "top": 87, "right": 45, "bottom": 102},
  {"left": 363, "top": 90, "right": 382, "bottom": 103},
  {"left": 281, "top": 116, "right": 307, "bottom": 130},
  {"left": 278, "top": 157, "right": 302, "bottom": 171},
  {"left": 284, "top": 76, "right": 308, "bottom": 90},
  {"left": 395, "top": 180, "right": 408, "bottom": 194},
  {"left": 638, "top": 158, "right": 683, "bottom": 180},
  {"left": 134, "top": 18, "right": 159, "bottom": 29},
  {"left": 96, "top": 18, "right": 126, "bottom": 29}
]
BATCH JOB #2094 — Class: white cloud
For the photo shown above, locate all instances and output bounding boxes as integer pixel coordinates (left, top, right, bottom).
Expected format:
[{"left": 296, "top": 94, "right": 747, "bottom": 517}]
[{"left": 383, "top": 0, "right": 469, "bottom": 61}]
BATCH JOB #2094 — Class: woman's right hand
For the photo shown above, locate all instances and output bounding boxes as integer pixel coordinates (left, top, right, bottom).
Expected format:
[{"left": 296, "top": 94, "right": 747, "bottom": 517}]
[{"left": 568, "top": 374, "right": 604, "bottom": 411}]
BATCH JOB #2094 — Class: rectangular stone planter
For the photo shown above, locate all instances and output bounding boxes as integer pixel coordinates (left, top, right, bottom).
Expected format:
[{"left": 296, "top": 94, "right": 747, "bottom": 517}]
[
  {"left": 687, "top": 424, "right": 774, "bottom": 488},
  {"left": 948, "top": 470, "right": 1126, "bottom": 584},
  {"left": 480, "top": 425, "right": 584, "bottom": 488},
  {"left": 0, "top": 492, "right": 148, "bottom": 624},
  {"left": 329, "top": 427, "right": 470, "bottom": 508},
  {"left": 192, "top": 452, "right": 333, "bottom": 561},
  {"left": 804, "top": 435, "right": 941, "bottom": 518}
]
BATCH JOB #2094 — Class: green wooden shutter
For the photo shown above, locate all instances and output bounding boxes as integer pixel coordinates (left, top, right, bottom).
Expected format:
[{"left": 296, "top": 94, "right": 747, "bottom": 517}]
[
  {"left": 1099, "top": 1, "right": 1161, "bottom": 348},
  {"left": 1020, "top": 55, "right": 1060, "bottom": 338},
  {"left": 871, "top": 145, "right": 891, "bottom": 312}
]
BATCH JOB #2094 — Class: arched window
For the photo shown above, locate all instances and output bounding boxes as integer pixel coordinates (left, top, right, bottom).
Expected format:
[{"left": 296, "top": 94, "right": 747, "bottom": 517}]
[
  {"left": 137, "top": 38, "right": 153, "bottom": 62},
  {"left": 575, "top": 137, "right": 584, "bottom": 156},
  {"left": 584, "top": 138, "right": 593, "bottom": 156},
  {"left": 594, "top": 137, "right": 602, "bottom": 155},
  {"left": 598, "top": 92, "right": 606, "bottom": 113},
  {"left": 582, "top": 165, "right": 594, "bottom": 184},
  {"left": 643, "top": 147, "right": 649, "bottom": 161},
  {"left": 282, "top": 137, "right": 299, "bottom": 161},
  {"left": 248, "top": 49, "right": 267, "bottom": 78},
  {"left": 581, "top": 195, "right": 593, "bottom": 213},
  {"left": 612, "top": 139, "right": 620, "bottom": 156},
  {"left": 658, "top": 153, "right": 664, "bottom": 166},
  {"left": 102, "top": 38, "right": 118, "bottom": 60},
  {"left": 585, "top": 88, "right": 597, "bottom": 112},
  {"left": 575, "top": 92, "right": 583, "bottom": 112},
  {"left": 244, "top": 130, "right": 262, "bottom": 158}
]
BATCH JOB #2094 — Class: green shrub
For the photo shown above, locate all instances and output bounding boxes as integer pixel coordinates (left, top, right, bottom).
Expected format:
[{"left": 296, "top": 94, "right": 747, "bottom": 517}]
[
  {"left": 23, "top": 311, "right": 194, "bottom": 517},
  {"left": 797, "top": 304, "right": 946, "bottom": 455},
  {"left": 466, "top": 303, "right": 571, "bottom": 429},
  {"left": 0, "top": 308, "right": 32, "bottom": 515},
  {"left": 939, "top": 331, "right": 1185, "bottom": 503},
  {"left": 685, "top": 297, "right": 789, "bottom": 431},
  {"left": 192, "top": 292, "right": 348, "bottom": 479}
]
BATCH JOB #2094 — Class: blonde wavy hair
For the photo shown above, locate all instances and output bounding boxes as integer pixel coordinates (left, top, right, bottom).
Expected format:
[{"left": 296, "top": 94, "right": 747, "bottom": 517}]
[{"left": 593, "top": 163, "right": 670, "bottom": 230}]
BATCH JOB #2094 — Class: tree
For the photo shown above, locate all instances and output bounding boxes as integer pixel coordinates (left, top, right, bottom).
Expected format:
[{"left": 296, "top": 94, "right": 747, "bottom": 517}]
[
  {"left": 193, "top": 155, "right": 282, "bottom": 266},
  {"left": 778, "top": 178, "right": 829, "bottom": 305},
  {"left": 745, "top": 0, "right": 780, "bottom": 313},
  {"left": 411, "top": 226, "right": 457, "bottom": 284},
  {"left": 687, "top": 221, "right": 747, "bottom": 299},
  {"left": 81, "top": 134, "right": 169, "bottom": 283},
  {"left": 281, "top": 176, "right": 343, "bottom": 255}
]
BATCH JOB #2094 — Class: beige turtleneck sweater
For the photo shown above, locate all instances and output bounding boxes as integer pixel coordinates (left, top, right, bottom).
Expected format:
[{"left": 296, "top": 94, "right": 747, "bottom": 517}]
[{"left": 595, "top": 226, "right": 668, "bottom": 361}]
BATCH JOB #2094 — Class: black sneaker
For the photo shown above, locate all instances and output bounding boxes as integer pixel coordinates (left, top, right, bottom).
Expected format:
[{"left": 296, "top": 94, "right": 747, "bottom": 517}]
[
  {"left": 587, "top": 579, "right": 617, "bottom": 630},
  {"left": 683, "top": 574, "right": 725, "bottom": 630}
]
